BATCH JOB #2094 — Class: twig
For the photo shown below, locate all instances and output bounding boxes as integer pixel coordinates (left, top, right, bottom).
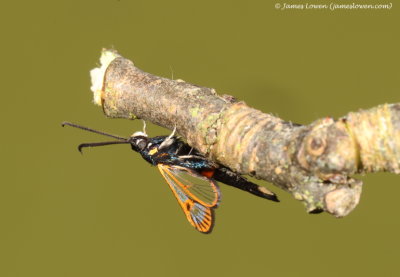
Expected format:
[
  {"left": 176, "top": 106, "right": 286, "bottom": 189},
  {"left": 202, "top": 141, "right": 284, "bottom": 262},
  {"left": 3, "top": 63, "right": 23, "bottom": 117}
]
[{"left": 89, "top": 49, "right": 400, "bottom": 217}]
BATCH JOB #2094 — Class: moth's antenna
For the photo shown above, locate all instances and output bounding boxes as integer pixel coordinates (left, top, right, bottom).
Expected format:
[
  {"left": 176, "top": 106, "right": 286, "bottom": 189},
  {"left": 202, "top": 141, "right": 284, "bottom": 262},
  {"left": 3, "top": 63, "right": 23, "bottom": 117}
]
[
  {"left": 78, "top": 141, "right": 130, "bottom": 153},
  {"left": 61, "top": 122, "right": 128, "bottom": 141}
]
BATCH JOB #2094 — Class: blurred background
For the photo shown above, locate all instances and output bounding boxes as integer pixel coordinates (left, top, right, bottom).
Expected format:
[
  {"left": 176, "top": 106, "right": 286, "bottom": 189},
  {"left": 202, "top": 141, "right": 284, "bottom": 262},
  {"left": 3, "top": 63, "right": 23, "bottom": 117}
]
[{"left": 1, "top": 0, "right": 399, "bottom": 276}]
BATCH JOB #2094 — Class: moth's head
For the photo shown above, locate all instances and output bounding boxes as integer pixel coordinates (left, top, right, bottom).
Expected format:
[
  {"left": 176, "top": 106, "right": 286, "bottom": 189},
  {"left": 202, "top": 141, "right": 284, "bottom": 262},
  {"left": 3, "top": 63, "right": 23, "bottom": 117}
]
[{"left": 129, "top": 131, "right": 149, "bottom": 152}]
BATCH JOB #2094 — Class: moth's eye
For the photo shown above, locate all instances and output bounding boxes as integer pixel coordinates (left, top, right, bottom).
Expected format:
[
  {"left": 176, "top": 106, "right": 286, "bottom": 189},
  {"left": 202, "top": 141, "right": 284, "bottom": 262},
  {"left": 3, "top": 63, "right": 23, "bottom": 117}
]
[{"left": 137, "top": 140, "right": 147, "bottom": 151}]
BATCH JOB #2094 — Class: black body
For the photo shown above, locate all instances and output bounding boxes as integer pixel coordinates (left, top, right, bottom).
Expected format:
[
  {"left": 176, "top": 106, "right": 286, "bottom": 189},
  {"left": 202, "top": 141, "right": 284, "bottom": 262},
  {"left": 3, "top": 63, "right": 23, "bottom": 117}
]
[{"left": 127, "top": 134, "right": 279, "bottom": 202}]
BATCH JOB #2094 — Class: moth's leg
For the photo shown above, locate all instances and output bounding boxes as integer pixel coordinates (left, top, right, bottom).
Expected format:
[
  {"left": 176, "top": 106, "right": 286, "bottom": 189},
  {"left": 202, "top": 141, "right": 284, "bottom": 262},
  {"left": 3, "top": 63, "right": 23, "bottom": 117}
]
[{"left": 159, "top": 125, "right": 177, "bottom": 150}]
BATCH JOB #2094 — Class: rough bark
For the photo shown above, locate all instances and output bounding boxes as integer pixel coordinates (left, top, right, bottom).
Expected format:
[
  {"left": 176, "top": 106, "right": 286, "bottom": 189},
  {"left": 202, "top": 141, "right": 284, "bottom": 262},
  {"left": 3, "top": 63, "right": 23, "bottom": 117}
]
[{"left": 89, "top": 49, "right": 400, "bottom": 217}]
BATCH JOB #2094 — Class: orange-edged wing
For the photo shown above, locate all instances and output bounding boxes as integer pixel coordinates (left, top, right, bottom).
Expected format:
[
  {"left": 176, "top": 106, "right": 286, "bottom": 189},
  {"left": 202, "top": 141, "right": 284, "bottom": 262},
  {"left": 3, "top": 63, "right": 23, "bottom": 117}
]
[{"left": 158, "top": 164, "right": 220, "bottom": 233}]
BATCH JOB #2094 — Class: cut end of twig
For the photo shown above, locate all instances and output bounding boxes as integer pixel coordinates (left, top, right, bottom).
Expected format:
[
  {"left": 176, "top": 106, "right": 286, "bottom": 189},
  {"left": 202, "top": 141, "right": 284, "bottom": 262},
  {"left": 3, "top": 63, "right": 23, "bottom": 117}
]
[{"left": 90, "top": 49, "right": 121, "bottom": 106}]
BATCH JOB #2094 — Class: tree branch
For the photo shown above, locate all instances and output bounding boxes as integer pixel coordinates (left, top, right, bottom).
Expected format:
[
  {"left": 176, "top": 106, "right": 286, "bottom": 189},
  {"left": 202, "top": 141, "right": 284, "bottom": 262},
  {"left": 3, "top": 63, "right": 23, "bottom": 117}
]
[{"left": 89, "top": 49, "right": 400, "bottom": 217}]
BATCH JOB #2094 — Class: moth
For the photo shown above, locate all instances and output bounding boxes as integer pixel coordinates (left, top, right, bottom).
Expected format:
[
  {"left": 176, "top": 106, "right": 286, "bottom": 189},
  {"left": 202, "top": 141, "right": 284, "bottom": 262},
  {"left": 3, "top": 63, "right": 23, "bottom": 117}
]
[{"left": 62, "top": 121, "right": 278, "bottom": 233}]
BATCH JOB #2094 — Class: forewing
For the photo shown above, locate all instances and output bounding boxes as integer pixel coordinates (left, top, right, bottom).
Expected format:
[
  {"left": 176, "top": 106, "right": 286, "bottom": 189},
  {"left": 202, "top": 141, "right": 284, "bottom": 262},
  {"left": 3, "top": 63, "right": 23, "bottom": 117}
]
[
  {"left": 158, "top": 164, "right": 219, "bottom": 233},
  {"left": 160, "top": 165, "right": 220, "bottom": 207}
]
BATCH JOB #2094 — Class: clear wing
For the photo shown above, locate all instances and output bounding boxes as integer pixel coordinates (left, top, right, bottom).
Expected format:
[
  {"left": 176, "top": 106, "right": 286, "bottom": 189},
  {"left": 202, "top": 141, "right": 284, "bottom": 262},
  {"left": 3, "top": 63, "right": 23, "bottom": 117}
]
[
  {"left": 159, "top": 165, "right": 220, "bottom": 207},
  {"left": 158, "top": 164, "right": 220, "bottom": 233}
]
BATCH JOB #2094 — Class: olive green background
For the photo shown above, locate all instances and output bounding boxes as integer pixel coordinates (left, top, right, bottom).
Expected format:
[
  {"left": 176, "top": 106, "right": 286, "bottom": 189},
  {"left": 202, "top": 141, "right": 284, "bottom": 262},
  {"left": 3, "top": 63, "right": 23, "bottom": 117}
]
[{"left": 1, "top": 0, "right": 399, "bottom": 276}]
